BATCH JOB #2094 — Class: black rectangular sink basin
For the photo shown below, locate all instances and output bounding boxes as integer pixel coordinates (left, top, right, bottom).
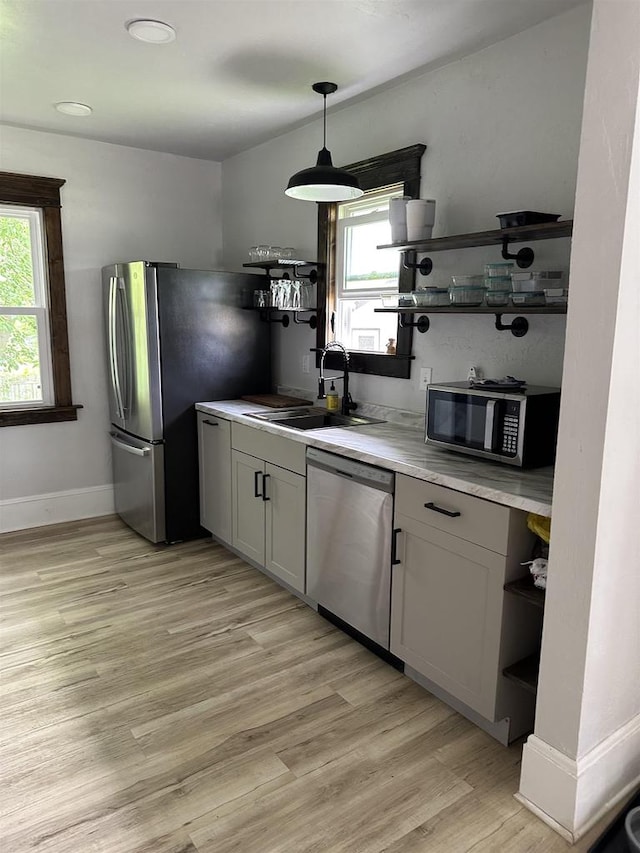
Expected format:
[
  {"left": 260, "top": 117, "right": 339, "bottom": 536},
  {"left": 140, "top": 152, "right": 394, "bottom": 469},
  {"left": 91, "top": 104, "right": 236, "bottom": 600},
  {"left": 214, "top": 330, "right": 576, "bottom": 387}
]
[{"left": 245, "top": 407, "right": 385, "bottom": 431}]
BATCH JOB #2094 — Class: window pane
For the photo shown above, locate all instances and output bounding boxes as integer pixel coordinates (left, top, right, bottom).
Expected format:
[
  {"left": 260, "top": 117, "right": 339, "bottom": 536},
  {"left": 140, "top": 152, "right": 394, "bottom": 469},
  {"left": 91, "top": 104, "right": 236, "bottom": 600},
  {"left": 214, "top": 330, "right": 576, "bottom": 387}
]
[
  {"left": 340, "top": 186, "right": 403, "bottom": 219},
  {"left": 344, "top": 220, "right": 398, "bottom": 291},
  {"left": 337, "top": 298, "right": 399, "bottom": 354},
  {"left": 0, "top": 314, "right": 43, "bottom": 403},
  {"left": 0, "top": 214, "right": 36, "bottom": 307}
]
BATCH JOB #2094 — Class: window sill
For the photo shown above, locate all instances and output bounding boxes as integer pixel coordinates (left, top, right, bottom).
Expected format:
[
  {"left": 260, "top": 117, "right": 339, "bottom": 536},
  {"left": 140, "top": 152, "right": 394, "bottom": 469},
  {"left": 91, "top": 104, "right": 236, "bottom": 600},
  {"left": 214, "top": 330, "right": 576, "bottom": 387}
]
[
  {"left": 318, "top": 349, "right": 414, "bottom": 379},
  {"left": 0, "top": 404, "right": 82, "bottom": 427}
]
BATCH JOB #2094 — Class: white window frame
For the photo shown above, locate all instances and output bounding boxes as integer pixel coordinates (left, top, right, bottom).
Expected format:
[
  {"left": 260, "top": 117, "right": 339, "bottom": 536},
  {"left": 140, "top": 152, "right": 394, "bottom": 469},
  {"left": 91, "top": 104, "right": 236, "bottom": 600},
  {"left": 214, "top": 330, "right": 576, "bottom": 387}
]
[
  {"left": 0, "top": 205, "right": 55, "bottom": 408},
  {"left": 335, "top": 186, "right": 403, "bottom": 300},
  {"left": 334, "top": 186, "right": 403, "bottom": 353}
]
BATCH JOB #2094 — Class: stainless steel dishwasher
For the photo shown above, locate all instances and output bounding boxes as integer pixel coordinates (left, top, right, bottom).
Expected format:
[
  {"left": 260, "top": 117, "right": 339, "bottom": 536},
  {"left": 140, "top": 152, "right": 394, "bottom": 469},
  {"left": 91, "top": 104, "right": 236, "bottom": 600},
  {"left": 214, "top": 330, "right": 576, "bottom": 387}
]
[{"left": 306, "top": 447, "right": 395, "bottom": 652}]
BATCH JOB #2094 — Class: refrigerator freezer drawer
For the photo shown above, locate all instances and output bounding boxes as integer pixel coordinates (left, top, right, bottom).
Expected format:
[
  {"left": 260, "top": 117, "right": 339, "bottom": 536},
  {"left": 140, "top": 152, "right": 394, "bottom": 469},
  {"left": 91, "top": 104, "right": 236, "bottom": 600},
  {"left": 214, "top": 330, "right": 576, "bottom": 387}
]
[{"left": 110, "top": 431, "right": 165, "bottom": 543}]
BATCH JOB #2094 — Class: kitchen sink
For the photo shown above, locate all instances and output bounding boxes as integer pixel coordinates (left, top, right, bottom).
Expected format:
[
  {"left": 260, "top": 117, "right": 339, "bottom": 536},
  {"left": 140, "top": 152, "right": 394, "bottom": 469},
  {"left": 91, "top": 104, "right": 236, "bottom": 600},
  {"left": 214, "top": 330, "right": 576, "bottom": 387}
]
[{"left": 245, "top": 407, "right": 385, "bottom": 431}]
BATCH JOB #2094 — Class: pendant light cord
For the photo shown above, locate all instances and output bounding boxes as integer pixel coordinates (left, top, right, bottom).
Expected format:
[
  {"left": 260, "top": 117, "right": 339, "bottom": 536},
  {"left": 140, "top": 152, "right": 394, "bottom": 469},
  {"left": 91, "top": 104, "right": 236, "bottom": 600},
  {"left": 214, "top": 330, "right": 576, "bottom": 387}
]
[{"left": 322, "top": 93, "right": 327, "bottom": 150}]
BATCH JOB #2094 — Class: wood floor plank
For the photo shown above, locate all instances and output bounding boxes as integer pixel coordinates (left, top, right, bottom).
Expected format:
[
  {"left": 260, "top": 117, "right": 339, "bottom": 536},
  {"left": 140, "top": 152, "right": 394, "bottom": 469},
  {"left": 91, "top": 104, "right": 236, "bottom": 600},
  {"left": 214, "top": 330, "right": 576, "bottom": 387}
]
[
  {"left": 190, "top": 745, "right": 472, "bottom": 853},
  {"left": 0, "top": 516, "right": 609, "bottom": 852}
]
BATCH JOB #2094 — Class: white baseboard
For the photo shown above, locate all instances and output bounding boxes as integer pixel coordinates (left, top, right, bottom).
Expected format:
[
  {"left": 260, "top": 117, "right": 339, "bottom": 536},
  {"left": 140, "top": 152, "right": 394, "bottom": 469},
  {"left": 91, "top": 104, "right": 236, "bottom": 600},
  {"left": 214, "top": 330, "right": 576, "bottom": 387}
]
[
  {"left": 519, "top": 712, "right": 640, "bottom": 840},
  {"left": 0, "top": 485, "right": 115, "bottom": 533}
]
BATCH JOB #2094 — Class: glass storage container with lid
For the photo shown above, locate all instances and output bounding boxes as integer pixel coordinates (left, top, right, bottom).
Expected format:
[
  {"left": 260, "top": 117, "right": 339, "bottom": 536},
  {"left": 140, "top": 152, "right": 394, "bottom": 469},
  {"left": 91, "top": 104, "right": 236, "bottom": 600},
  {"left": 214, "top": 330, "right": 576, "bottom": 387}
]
[
  {"left": 484, "top": 275, "right": 512, "bottom": 291},
  {"left": 414, "top": 287, "right": 449, "bottom": 306},
  {"left": 485, "top": 290, "right": 511, "bottom": 307},
  {"left": 451, "top": 274, "right": 484, "bottom": 287},
  {"left": 484, "top": 262, "right": 514, "bottom": 277},
  {"left": 449, "top": 285, "right": 486, "bottom": 306},
  {"left": 511, "top": 291, "right": 546, "bottom": 306},
  {"left": 511, "top": 269, "right": 565, "bottom": 292}
]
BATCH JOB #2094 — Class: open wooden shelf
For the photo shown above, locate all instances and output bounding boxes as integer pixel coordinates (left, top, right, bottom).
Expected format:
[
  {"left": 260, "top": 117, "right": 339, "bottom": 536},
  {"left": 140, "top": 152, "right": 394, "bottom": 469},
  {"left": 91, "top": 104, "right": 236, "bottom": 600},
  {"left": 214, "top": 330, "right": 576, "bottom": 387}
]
[
  {"left": 503, "top": 653, "right": 540, "bottom": 695},
  {"left": 243, "top": 259, "right": 320, "bottom": 271},
  {"left": 377, "top": 219, "right": 573, "bottom": 253},
  {"left": 504, "top": 576, "right": 546, "bottom": 608},
  {"left": 375, "top": 305, "right": 566, "bottom": 316}
]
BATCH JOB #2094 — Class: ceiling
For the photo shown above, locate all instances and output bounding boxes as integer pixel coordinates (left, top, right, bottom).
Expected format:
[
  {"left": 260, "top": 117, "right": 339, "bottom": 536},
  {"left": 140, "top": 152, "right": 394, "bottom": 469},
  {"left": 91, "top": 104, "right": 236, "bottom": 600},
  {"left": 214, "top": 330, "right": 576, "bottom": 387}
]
[{"left": 1, "top": 0, "right": 585, "bottom": 162}]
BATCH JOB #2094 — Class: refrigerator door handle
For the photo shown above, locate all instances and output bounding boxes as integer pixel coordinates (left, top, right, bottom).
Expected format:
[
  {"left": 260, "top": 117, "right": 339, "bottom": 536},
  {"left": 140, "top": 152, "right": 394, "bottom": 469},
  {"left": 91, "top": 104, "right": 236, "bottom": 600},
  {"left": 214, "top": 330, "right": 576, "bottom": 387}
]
[
  {"left": 116, "top": 277, "right": 132, "bottom": 415},
  {"left": 108, "top": 276, "right": 125, "bottom": 419},
  {"left": 110, "top": 433, "right": 150, "bottom": 457}
]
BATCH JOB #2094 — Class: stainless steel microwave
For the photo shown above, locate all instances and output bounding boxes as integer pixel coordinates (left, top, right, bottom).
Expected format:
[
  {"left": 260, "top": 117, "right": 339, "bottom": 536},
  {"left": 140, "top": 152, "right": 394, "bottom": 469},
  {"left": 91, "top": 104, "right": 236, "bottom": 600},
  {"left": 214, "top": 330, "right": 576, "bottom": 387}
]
[{"left": 425, "top": 382, "right": 561, "bottom": 468}]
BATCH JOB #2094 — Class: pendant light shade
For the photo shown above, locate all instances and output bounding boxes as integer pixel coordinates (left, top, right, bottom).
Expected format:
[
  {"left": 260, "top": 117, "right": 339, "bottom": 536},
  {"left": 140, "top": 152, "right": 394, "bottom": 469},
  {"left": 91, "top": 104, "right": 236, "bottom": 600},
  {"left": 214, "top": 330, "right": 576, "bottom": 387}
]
[{"left": 285, "top": 82, "right": 363, "bottom": 202}]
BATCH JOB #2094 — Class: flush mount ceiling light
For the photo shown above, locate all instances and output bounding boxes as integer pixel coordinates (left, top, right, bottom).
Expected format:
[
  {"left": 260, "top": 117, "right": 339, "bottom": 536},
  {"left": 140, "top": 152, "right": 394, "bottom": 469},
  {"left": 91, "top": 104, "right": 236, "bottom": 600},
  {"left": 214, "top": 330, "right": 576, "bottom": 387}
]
[
  {"left": 126, "top": 19, "right": 176, "bottom": 43},
  {"left": 285, "top": 82, "right": 363, "bottom": 202},
  {"left": 55, "top": 101, "right": 93, "bottom": 116}
]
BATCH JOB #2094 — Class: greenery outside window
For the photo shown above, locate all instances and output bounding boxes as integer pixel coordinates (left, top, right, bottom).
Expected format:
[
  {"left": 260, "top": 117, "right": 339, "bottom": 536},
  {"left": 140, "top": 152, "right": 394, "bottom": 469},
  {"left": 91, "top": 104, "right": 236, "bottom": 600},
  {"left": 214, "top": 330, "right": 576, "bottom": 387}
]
[
  {"left": 316, "top": 143, "right": 426, "bottom": 378},
  {"left": 0, "top": 171, "right": 79, "bottom": 426},
  {"left": 1, "top": 206, "right": 54, "bottom": 406},
  {"left": 335, "top": 187, "right": 404, "bottom": 354}
]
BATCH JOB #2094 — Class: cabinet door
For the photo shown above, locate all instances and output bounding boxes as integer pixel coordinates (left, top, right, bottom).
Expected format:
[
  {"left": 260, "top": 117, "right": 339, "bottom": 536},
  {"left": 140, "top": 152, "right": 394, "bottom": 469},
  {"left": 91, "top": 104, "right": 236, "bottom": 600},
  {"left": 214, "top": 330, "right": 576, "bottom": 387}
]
[
  {"left": 264, "top": 463, "right": 306, "bottom": 594},
  {"left": 390, "top": 514, "right": 505, "bottom": 720},
  {"left": 197, "top": 413, "right": 232, "bottom": 542},
  {"left": 231, "top": 450, "right": 265, "bottom": 566}
]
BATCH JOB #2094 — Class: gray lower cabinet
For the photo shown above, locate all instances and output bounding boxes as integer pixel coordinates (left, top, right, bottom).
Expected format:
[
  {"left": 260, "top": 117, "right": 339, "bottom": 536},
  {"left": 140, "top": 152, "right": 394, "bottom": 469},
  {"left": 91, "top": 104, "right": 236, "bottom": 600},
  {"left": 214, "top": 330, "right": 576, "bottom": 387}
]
[
  {"left": 231, "top": 449, "right": 266, "bottom": 565},
  {"left": 231, "top": 441, "right": 306, "bottom": 594},
  {"left": 391, "top": 475, "right": 542, "bottom": 741},
  {"left": 264, "top": 462, "right": 306, "bottom": 592},
  {"left": 197, "top": 412, "right": 232, "bottom": 544}
]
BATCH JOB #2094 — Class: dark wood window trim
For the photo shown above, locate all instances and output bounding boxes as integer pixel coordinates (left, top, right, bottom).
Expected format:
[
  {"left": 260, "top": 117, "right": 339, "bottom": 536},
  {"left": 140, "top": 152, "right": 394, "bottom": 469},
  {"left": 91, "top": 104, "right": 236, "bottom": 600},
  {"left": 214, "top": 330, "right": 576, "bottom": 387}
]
[
  {"left": 316, "top": 143, "right": 427, "bottom": 378},
  {"left": 0, "top": 171, "right": 81, "bottom": 427}
]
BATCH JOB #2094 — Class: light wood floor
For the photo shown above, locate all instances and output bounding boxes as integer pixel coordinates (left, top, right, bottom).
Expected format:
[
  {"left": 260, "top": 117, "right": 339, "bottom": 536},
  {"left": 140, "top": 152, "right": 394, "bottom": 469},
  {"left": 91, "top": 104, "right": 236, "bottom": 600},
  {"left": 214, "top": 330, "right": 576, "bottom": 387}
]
[{"left": 0, "top": 516, "right": 608, "bottom": 852}]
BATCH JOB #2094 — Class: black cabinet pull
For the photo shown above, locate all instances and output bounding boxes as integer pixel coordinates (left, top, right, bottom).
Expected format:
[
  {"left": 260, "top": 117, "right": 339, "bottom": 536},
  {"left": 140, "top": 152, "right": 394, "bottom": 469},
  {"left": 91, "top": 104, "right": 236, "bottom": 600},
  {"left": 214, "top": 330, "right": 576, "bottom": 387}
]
[
  {"left": 203, "top": 419, "right": 219, "bottom": 426},
  {"left": 391, "top": 527, "right": 402, "bottom": 565},
  {"left": 262, "top": 473, "right": 271, "bottom": 501},
  {"left": 424, "top": 501, "right": 461, "bottom": 518},
  {"left": 254, "top": 470, "right": 263, "bottom": 498}
]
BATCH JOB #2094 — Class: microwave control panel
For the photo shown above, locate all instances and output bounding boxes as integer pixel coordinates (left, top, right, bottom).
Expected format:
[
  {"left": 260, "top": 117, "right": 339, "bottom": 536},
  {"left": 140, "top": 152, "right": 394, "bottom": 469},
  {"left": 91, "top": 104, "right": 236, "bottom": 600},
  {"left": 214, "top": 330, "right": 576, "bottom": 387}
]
[{"left": 500, "top": 401, "right": 521, "bottom": 456}]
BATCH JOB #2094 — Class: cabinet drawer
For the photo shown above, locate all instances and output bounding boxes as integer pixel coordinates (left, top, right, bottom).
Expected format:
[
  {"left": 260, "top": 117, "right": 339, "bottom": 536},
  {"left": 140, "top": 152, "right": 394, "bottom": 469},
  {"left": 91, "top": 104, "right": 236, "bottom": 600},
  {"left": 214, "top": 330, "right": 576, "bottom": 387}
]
[
  {"left": 232, "top": 422, "right": 306, "bottom": 475},
  {"left": 395, "top": 474, "right": 511, "bottom": 554}
]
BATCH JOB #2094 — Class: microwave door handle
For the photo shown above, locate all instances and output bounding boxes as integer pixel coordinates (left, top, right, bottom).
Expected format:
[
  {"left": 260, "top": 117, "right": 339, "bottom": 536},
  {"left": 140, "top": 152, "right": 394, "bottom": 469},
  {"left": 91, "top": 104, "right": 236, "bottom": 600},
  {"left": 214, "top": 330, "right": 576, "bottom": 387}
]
[{"left": 484, "top": 400, "right": 497, "bottom": 451}]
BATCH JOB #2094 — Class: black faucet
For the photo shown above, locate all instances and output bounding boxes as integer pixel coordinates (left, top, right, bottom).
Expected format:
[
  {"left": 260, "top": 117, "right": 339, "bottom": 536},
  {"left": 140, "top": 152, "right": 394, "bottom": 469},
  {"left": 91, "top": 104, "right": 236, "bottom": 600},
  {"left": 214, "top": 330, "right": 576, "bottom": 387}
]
[{"left": 318, "top": 341, "right": 357, "bottom": 416}]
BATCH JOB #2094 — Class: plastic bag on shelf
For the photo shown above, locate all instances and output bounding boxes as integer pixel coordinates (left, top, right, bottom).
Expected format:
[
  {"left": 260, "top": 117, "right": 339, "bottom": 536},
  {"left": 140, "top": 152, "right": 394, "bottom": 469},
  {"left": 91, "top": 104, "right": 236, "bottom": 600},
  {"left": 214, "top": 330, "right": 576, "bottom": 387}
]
[
  {"left": 521, "top": 558, "right": 548, "bottom": 590},
  {"left": 527, "top": 512, "right": 551, "bottom": 544}
]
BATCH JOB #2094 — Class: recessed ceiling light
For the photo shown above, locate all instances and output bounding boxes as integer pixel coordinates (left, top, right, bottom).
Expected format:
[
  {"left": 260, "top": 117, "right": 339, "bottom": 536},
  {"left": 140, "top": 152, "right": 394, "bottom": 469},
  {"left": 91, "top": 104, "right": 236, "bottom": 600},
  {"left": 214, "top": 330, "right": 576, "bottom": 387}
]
[
  {"left": 126, "top": 19, "right": 176, "bottom": 43},
  {"left": 55, "top": 101, "right": 93, "bottom": 117}
]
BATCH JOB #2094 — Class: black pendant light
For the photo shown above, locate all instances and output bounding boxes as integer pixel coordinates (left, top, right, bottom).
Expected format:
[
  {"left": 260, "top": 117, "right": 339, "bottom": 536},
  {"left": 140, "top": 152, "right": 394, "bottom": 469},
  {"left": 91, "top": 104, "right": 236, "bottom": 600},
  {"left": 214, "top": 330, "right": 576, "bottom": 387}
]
[{"left": 285, "top": 82, "right": 363, "bottom": 202}]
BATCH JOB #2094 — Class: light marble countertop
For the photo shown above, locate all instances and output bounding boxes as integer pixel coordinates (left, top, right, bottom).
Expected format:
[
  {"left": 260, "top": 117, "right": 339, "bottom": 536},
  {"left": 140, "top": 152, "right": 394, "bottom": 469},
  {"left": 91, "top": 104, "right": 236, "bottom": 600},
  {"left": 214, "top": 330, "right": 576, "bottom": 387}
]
[{"left": 196, "top": 400, "right": 554, "bottom": 516}]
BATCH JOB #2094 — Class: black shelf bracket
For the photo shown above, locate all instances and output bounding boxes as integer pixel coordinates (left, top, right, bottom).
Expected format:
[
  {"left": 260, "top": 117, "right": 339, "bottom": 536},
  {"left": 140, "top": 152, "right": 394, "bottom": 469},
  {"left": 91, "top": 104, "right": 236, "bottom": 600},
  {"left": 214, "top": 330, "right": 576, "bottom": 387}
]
[
  {"left": 294, "top": 267, "right": 318, "bottom": 283},
  {"left": 495, "top": 314, "right": 529, "bottom": 337},
  {"left": 267, "top": 268, "right": 318, "bottom": 282},
  {"left": 292, "top": 313, "right": 318, "bottom": 329},
  {"left": 501, "top": 236, "right": 535, "bottom": 269},
  {"left": 243, "top": 260, "right": 321, "bottom": 283},
  {"left": 259, "top": 310, "right": 290, "bottom": 327},
  {"left": 399, "top": 313, "right": 430, "bottom": 333},
  {"left": 402, "top": 251, "right": 432, "bottom": 276}
]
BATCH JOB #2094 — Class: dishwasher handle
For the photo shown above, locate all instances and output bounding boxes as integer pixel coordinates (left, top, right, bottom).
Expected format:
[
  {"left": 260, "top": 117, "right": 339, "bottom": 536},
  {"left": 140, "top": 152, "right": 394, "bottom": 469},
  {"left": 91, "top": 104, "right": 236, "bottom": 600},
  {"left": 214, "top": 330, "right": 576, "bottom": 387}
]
[{"left": 391, "top": 527, "right": 402, "bottom": 565}]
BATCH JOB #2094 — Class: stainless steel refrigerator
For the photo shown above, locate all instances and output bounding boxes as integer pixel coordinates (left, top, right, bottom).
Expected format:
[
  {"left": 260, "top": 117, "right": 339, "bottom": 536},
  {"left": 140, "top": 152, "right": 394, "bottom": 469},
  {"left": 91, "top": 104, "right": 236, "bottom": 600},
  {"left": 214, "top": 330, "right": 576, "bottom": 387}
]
[{"left": 103, "top": 261, "right": 270, "bottom": 544}]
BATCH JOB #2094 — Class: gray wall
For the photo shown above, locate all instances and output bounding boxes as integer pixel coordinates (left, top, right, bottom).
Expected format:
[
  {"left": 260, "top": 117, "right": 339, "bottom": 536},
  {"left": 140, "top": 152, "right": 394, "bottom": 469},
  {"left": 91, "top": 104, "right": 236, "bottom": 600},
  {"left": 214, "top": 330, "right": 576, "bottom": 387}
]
[
  {"left": 0, "top": 128, "right": 222, "bottom": 528},
  {"left": 221, "top": 4, "right": 592, "bottom": 412}
]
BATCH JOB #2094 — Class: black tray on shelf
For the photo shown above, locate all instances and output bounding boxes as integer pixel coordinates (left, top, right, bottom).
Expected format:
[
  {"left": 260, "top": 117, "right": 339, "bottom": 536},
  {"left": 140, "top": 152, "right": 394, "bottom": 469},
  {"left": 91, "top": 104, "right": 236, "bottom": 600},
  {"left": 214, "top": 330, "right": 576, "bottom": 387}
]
[{"left": 496, "top": 211, "right": 560, "bottom": 228}]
